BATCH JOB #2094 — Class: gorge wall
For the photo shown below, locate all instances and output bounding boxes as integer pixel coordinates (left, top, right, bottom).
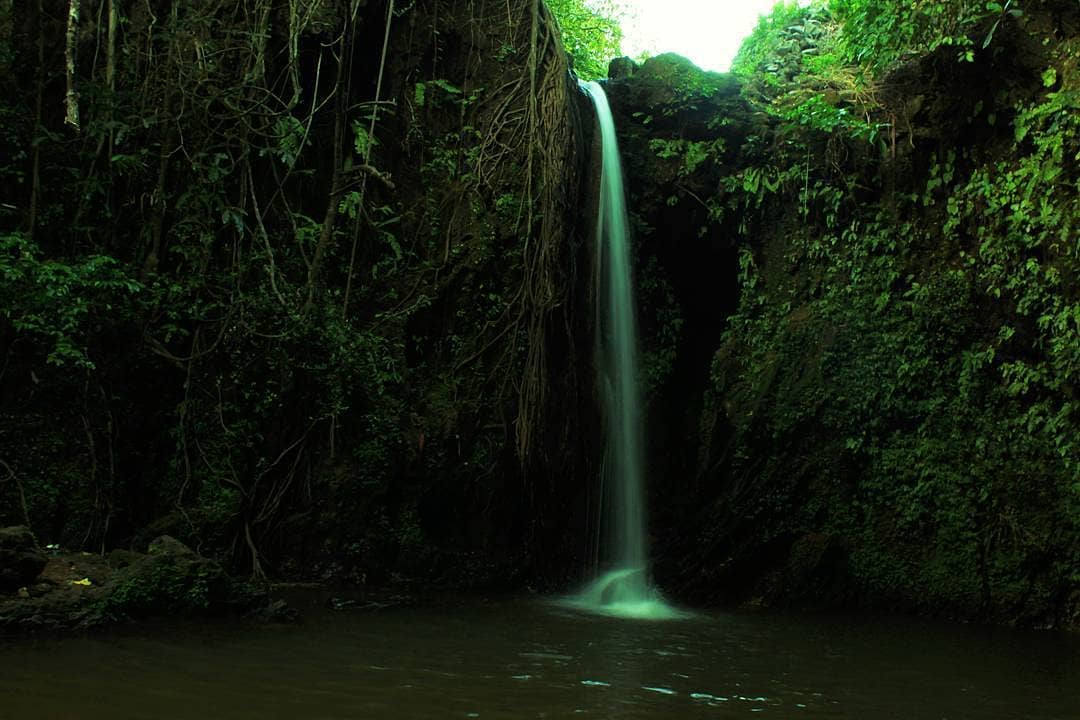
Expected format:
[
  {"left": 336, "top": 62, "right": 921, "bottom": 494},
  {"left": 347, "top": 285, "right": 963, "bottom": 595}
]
[
  {"left": 608, "top": 0, "right": 1080, "bottom": 628},
  {"left": 3, "top": 0, "right": 1080, "bottom": 631}
]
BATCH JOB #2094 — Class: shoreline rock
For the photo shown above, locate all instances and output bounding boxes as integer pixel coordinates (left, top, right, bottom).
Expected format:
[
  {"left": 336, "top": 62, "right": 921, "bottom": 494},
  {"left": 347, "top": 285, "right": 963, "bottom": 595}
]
[
  {"left": 0, "top": 526, "right": 47, "bottom": 593},
  {"left": 0, "top": 529, "right": 280, "bottom": 635}
]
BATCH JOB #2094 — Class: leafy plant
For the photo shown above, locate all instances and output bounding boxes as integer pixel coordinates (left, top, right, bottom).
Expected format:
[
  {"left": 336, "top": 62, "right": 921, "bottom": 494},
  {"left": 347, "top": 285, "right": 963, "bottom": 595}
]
[
  {"left": 709, "top": 0, "right": 1080, "bottom": 621},
  {"left": 0, "top": 232, "right": 142, "bottom": 368},
  {"left": 547, "top": 0, "right": 624, "bottom": 79}
]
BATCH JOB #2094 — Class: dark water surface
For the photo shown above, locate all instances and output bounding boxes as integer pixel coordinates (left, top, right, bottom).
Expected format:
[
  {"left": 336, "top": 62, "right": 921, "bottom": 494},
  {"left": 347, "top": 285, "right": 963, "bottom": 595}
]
[{"left": 1, "top": 597, "right": 1078, "bottom": 719}]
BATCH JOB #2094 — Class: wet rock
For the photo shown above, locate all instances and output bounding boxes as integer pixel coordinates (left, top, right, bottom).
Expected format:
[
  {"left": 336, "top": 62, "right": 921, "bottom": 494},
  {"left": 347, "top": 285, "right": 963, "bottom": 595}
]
[
  {"left": 746, "top": 533, "right": 851, "bottom": 609},
  {"left": 27, "top": 582, "right": 51, "bottom": 598},
  {"left": 0, "top": 526, "right": 47, "bottom": 593},
  {"left": 0, "top": 554, "right": 111, "bottom": 633},
  {"left": 602, "top": 52, "right": 752, "bottom": 215},
  {"left": 250, "top": 598, "right": 299, "bottom": 623},
  {"left": 0, "top": 537, "right": 271, "bottom": 634},
  {"left": 147, "top": 535, "right": 197, "bottom": 558},
  {"left": 326, "top": 595, "right": 396, "bottom": 612},
  {"left": 104, "top": 539, "right": 231, "bottom": 617}
]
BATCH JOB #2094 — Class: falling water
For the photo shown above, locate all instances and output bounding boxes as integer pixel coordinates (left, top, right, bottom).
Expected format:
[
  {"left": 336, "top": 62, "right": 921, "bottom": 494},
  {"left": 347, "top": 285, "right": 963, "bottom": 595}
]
[{"left": 567, "top": 80, "right": 685, "bottom": 620}]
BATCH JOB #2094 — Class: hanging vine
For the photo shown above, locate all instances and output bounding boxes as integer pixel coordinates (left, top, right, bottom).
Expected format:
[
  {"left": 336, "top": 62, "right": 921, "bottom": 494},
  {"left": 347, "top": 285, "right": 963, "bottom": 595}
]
[{"left": 2, "top": 0, "right": 585, "bottom": 580}]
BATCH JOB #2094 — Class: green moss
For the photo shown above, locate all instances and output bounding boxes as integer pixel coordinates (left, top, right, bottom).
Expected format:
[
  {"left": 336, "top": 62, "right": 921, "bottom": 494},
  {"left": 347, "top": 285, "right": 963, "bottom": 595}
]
[
  {"left": 699, "top": 0, "right": 1080, "bottom": 622},
  {"left": 101, "top": 557, "right": 218, "bottom": 619}
]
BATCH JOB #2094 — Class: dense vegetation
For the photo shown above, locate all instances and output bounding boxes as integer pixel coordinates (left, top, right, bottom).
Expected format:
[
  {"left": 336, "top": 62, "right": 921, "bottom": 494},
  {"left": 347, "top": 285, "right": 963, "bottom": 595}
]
[
  {"left": 723, "top": 0, "right": 1080, "bottom": 624},
  {"left": 0, "top": 0, "right": 589, "bottom": 586},
  {"left": 605, "top": 0, "right": 1080, "bottom": 625},
  {"left": 548, "top": 0, "right": 624, "bottom": 79},
  {"left": 2, "top": 0, "right": 1079, "bottom": 629}
]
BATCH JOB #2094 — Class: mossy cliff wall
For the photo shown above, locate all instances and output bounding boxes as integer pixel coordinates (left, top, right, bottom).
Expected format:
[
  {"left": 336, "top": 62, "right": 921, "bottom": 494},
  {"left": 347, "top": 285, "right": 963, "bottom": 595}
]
[{"left": 608, "top": 1, "right": 1080, "bottom": 628}]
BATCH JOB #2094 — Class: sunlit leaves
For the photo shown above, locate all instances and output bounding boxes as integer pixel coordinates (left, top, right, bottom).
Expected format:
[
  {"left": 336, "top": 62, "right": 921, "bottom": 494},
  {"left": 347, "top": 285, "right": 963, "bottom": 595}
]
[{"left": 547, "top": 0, "right": 624, "bottom": 79}]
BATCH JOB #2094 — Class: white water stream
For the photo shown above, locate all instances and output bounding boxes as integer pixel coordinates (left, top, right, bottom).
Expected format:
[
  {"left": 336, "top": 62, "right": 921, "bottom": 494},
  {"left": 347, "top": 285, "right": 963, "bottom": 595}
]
[{"left": 569, "top": 80, "right": 684, "bottom": 620}]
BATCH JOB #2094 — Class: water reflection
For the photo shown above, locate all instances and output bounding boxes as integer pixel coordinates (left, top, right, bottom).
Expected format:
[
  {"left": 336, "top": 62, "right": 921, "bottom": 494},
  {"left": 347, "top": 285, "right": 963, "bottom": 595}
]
[{"left": 0, "top": 599, "right": 1078, "bottom": 719}]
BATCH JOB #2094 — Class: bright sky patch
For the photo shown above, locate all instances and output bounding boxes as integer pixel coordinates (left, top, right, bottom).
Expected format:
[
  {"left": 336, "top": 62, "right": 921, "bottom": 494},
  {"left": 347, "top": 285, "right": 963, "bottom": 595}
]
[{"left": 619, "top": 0, "right": 788, "bottom": 72}]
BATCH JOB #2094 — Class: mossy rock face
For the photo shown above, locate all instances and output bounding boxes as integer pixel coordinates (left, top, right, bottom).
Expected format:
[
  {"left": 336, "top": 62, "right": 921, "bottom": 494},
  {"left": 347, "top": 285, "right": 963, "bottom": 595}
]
[
  {"left": 612, "top": 53, "right": 735, "bottom": 110},
  {"left": 134, "top": 536, "right": 265, "bottom": 614},
  {"left": 147, "top": 535, "right": 197, "bottom": 559},
  {"left": 605, "top": 53, "right": 744, "bottom": 141},
  {"left": 0, "top": 536, "right": 266, "bottom": 634},
  {"left": 102, "top": 536, "right": 246, "bottom": 619},
  {"left": 607, "top": 56, "right": 638, "bottom": 80},
  {"left": 603, "top": 52, "right": 757, "bottom": 227},
  {"left": 594, "top": 0, "right": 1080, "bottom": 631}
]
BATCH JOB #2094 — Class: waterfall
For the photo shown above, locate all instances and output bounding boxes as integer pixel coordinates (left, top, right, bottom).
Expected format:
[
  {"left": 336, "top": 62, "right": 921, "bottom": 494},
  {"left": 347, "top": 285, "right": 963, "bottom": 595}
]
[{"left": 566, "top": 80, "right": 684, "bottom": 621}]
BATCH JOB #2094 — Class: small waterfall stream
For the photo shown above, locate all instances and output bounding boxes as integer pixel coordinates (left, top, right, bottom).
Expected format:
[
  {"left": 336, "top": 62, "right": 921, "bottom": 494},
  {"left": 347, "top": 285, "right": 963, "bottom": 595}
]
[{"left": 568, "top": 80, "right": 684, "bottom": 620}]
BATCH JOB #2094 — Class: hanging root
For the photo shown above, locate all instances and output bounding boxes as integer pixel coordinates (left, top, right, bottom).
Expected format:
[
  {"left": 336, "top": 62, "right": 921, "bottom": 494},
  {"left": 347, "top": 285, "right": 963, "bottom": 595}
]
[
  {"left": 431, "top": 0, "right": 578, "bottom": 464},
  {"left": 444, "top": 0, "right": 583, "bottom": 462},
  {"left": 65, "top": 0, "right": 81, "bottom": 129},
  {"left": 515, "top": 0, "right": 576, "bottom": 461}
]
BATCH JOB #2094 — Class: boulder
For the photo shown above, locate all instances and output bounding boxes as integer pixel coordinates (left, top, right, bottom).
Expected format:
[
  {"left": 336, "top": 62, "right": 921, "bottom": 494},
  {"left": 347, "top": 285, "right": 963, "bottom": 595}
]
[
  {"left": 104, "top": 537, "right": 231, "bottom": 616},
  {"left": 0, "top": 526, "right": 46, "bottom": 593},
  {"left": 608, "top": 53, "right": 736, "bottom": 114},
  {"left": 1, "top": 535, "right": 271, "bottom": 633},
  {"left": 607, "top": 56, "right": 638, "bottom": 80},
  {"left": 147, "top": 535, "right": 197, "bottom": 558}
]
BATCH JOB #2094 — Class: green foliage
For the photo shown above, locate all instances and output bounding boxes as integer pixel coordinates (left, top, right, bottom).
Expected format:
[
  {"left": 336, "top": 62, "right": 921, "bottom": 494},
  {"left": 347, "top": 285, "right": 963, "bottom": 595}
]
[
  {"left": 267, "top": 116, "right": 308, "bottom": 168},
  {"left": 648, "top": 138, "right": 725, "bottom": 178},
  {"left": 731, "top": 1, "right": 813, "bottom": 83},
  {"left": 733, "top": 0, "right": 1023, "bottom": 150},
  {"left": 102, "top": 558, "right": 219, "bottom": 618},
  {"left": 946, "top": 88, "right": 1080, "bottom": 478},
  {"left": 0, "top": 233, "right": 141, "bottom": 368},
  {"left": 721, "top": 187, "right": 1080, "bottom": 615},
  {"left": 547, "top": 0, "right": 624, "bottom": 79},
  {"left": 0, "top": 0, "right": 587, "bottom": 589},
  {"left": 830, "top": 0, "right": 1018, "bottom": 68},
  {"left": 712, "top": 1, "right": 1080, "bottom": 620},
  {"left": 733, "top": 3, "right": 889, "bottom": 148},
  {"left": 412, "top": 78, "right": 465, "bottom": 109},
  {"left": 0, "top": 1, "right": 435, "bottom": 566}
]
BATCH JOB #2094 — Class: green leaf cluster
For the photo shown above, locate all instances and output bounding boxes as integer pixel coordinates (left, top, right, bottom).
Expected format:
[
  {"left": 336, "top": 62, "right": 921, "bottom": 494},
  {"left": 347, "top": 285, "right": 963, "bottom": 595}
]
[
  {"left": 732, "top": 0, "right": 1022, "bottom": 147},
  {"left": 0, "top": 232, "right": 142, "bottom": 368},
  {"left": 547, "top": 0, "right": 624, "bottom": 80}
]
